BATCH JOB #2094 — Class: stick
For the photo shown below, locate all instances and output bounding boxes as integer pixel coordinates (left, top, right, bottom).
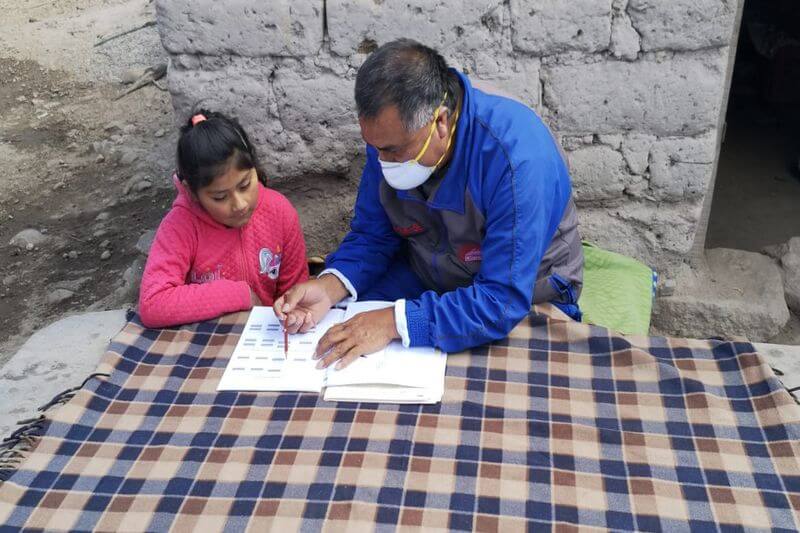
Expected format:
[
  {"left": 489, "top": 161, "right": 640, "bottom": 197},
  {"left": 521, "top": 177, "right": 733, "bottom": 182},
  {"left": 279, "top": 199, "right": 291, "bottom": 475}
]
[{"left": 94, "top": 20, "right": 156, "bottom": 47}]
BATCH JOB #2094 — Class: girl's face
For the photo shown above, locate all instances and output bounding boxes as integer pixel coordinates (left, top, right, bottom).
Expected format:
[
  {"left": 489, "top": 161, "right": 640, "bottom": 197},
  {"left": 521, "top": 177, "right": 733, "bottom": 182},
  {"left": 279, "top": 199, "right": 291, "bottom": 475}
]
[{"left": 194, "top": 166, "right": 259, "bottom": 228}]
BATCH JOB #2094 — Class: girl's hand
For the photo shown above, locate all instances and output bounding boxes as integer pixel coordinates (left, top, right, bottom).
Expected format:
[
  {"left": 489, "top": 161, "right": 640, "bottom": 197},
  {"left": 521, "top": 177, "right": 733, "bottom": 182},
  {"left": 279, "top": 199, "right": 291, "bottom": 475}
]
[{"left": 274, "top": 276, "right": 345, "bottom": 334}]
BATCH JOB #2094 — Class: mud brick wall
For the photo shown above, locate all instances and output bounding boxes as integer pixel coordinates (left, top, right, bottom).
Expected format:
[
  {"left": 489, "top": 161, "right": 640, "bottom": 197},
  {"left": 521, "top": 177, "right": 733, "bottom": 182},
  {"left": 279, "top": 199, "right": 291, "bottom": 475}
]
[{"left": 156, "top": 0, "right": 741, "bottom": 274}]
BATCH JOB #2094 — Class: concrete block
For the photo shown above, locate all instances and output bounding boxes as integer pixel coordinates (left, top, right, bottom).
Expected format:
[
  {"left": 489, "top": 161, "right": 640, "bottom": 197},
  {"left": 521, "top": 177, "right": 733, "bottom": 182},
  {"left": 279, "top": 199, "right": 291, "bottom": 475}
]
[
  {"left": 462, "top": 55, "right": 541, "bottom": 110},
  {"left": 155, "top": 0, "right": 323, "bottom": 57},
  {"left": 620, "top": 133, "right": 655, "bottom": 175},
  {"left": 542, "top": 50, "right": 729, "bottom": 136},
  {"left": 578, "top": 199, "right": 704, "bottom": 273},
  {"left": 0, "top": 310, "right": 127, "bottom": 439},
  {"left": 780, "top": 237, "right": 800, "bottom": 313},
  {"left": 510, "top": 0, "right": 613, "bottom": 54},
  {"left": 272, "top": 68, "right": 363, "bottom": 173},
  {"left": 567, "top": 145, "right": 630, "bottom": 202},
  {"left": 167, "top": 56, "right": 362, "bottom": 177},
  {"left": 648, "top": 131, "right": 718, "bottom": 201},
  {"left": 327, "top": 0, "right": 510, "bottom": 58},
  {"left": 610, "top": 8, "right": 640, "bottom": 60},
  {"left": 628, "top": 0, "right": 737, "bottom": 52},
  {"left": 652, "top": 249, "right": 791, "bottom": 342}
]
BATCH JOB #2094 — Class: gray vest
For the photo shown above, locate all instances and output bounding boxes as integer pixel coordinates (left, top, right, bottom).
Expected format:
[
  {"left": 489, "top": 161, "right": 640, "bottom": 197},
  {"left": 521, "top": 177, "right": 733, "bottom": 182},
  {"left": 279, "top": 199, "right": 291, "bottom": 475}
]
[{"left": 378, "top": 178, "right": 583, "bottom": 305}]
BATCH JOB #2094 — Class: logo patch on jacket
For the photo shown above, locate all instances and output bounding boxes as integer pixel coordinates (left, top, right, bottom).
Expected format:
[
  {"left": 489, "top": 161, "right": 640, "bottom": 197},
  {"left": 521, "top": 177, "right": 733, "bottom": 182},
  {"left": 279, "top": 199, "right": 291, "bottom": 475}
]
[
  {"left": 393, "top": 222, "right": 426, "bottom": 237},
  {"left": 259, "top": 247, "right": 281, "bottom": 280},
  {"left": 458, "top": 244, "right": 482, "bottom": 263},
  {"left": 190, "top": 264, "right": 222, "bottom": 284}
]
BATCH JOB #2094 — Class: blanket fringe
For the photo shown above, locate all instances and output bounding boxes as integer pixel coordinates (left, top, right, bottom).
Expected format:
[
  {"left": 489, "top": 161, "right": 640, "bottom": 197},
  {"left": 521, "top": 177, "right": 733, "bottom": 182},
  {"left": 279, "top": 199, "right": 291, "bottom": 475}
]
[{"left": 0, "top": 372, "right": 110, "bottom": 482}]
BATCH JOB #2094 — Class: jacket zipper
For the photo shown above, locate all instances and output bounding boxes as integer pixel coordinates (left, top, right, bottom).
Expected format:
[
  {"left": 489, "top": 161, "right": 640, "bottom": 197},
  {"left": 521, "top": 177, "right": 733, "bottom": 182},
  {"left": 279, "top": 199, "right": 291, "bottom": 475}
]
[{"left": 238, "top": 227, "right": 249, "bottom": 287}]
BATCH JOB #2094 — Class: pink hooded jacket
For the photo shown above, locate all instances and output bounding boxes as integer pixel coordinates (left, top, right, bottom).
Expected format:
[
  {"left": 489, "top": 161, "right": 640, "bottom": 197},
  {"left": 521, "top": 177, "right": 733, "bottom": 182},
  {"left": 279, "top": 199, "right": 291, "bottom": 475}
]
[{"left": 138, "top": 179, "right": 308, "bottom": 328}]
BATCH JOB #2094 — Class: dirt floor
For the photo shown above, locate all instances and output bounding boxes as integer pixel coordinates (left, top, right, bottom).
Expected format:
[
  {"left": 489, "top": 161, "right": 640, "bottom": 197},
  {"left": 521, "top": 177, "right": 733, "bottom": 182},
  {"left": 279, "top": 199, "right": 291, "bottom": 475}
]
[{"left": 0, "top": 0, "right": 355, "bottom": 366}]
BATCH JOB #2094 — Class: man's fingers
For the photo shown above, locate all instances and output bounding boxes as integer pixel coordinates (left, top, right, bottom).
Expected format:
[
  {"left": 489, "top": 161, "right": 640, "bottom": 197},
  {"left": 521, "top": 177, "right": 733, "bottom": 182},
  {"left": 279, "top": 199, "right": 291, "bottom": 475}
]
[
  {"left": 334, "top": 346, "right": 363, "bottom": 370},
  {"left": 315, "top": 325, "right": 350, "bottom": 359},
  {"left": 317, "top": 338, "right": 355, "bottom": 369}
]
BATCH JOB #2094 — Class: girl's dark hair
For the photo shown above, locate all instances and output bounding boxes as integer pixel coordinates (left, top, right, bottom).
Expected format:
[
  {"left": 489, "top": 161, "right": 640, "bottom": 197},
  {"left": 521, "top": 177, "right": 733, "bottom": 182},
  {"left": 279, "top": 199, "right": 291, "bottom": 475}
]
[{"left": 176, "top": 109, "right": 267, "bottom": 192}]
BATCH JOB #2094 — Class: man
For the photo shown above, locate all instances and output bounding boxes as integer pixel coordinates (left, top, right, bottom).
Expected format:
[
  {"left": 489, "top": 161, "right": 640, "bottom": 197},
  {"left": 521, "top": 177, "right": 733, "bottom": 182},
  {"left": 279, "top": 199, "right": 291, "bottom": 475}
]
[{"left": 275, "top": 39, "right": 583, "bottom": 369}]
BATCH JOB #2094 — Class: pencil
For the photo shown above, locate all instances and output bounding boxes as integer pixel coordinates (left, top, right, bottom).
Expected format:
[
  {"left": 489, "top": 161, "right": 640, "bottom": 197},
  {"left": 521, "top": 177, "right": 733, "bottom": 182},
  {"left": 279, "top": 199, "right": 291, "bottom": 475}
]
[{"left": 283, "top": 326, "right": 288, "bottom": 359}]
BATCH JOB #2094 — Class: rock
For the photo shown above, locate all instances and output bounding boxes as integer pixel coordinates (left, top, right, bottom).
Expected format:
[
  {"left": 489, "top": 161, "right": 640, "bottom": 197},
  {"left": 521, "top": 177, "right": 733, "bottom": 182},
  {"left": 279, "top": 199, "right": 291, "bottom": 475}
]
[
  {"left": 99, "top": 239, "right": 111, "bottom": 249},
  {"left": 93, "top": 229, "right": 108, "bottom": 238},
  {"left": 154, "top": 128, "right": 166, "bottom": 138},
  {"left": 133, "top": 180, "right": 152, "bottom": 193},
  {"left": 0, "top": 310, "right": 127, "bottom": 438},
  {"left": 46, "top": 288, "right": 74, "bottom": 305},
  {"left": 123, "top": 124, "right": 137, "bottom": 135},
  {"left": 136, "top": 230, "right": 156, "bottom": 256},
  {"left": 762, "top": 242, "right": 789, "bottom": 261},
  {"left": 95, "top": 154, "right": 105, "bottom": 164},
  {"left": 104, "top": 122, "right": 123, "bottom": 133},
  {"left": 120, "top": 68, "right": 145, "bottom": 85},
  {"left": 2, "top": 275, "right": 17, "bottom": 287},
  {"left": 100, "top": 250, "right": 112, "bottom": 261},
  {"left": 9, "top": 228, "right": 48, "bottom": 249},
  {"left": 124, "top": 175, "right": 151, "bottom": 195},
  {"left": 67, "top": 250, "right": 79, "bottom": 260},
  {"left": 95, "top": 212, "right": 110, "bottom": 221},
  {"left": 780, "top": 237, "right": 800, "bottom": 313},
  {"left": 657, "top": 278, "right": 676, "bottom": 297},
  {"left": 119, "top": 257, "right": 146, "bottom": 301},
  {"left": 52, "top": 276, "right": 91, "bottom": 293},
  {"left": 652, "top": 249, "right": 790, "bottom": 342},
  {"left": 119, "top": 150, "right": 138, "bottom": 166}
]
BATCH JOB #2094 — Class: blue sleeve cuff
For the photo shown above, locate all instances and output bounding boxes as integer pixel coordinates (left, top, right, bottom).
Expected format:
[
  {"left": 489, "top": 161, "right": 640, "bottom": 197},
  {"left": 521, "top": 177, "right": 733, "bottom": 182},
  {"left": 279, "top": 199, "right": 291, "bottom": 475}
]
[{"left": 405, "top": 299, "right": 432, "bottom": 347}]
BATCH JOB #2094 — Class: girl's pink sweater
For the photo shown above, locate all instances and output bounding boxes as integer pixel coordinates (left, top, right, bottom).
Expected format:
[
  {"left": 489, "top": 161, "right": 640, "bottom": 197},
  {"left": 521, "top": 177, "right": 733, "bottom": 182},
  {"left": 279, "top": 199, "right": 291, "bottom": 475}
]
[{"left": 138, "top": 179, "right": 308, "bottom": 328}]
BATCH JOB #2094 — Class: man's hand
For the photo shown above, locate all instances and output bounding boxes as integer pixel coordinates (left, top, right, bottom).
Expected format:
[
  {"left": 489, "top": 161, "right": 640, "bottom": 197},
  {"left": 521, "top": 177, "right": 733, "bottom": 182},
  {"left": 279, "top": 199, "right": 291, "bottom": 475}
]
[
  {"left": 274, "top": 275, "right": 349, "bottom": 334},
  {"left": 314, "top": 307, "right": 399, "bottom": 370}
]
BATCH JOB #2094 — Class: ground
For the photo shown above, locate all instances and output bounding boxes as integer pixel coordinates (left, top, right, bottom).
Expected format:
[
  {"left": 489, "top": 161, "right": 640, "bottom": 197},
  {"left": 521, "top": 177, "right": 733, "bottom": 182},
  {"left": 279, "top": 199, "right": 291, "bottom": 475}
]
[
  {"left": 0, "top": 0, "right": 354, "bottom": 366},
  {"left": 0, "top": 0, "right": 176, "bottom": 365}
]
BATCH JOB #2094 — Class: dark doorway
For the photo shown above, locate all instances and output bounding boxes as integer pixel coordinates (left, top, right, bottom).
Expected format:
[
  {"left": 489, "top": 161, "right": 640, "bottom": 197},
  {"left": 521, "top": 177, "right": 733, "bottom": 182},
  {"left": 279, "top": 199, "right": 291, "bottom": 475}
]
[{"left": 706, "top": 0, "right": 800, "bottom": 251}]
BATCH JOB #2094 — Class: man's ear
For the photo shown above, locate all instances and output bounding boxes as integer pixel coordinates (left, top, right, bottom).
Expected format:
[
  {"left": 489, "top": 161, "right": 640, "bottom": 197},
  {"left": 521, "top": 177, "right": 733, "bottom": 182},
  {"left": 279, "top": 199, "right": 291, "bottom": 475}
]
[{"left": 435, "top": 108, "right": 451, "bottom": 139}]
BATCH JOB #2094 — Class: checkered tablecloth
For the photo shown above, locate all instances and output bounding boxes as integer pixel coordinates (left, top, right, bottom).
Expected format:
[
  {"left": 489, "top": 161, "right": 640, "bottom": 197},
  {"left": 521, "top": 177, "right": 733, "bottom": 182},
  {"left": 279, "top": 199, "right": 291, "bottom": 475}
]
[{"left": 1, "top": 307, "right": 799, "bottom": 531}]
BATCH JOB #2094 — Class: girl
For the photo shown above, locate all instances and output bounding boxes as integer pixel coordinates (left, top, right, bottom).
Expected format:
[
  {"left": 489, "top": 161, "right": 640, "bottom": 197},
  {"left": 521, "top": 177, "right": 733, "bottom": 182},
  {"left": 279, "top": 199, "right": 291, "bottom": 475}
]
[{"left": 138, "top": 110, "right": 309, "bottom": 328}]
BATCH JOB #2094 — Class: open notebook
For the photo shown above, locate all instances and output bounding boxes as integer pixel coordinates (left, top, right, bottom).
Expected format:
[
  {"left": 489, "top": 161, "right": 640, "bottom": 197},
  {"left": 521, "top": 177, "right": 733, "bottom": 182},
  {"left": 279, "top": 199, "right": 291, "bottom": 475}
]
[{"left": 217, "top": 301, "right": 447, "bottom": 404}]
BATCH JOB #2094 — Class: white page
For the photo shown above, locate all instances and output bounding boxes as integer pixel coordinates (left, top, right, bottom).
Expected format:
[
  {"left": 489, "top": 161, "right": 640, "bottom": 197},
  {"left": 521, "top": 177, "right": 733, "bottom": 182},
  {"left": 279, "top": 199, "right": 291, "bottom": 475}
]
[
  {"left": 324, "top": 301, "right": 447, "bottom": 389},
  {"left": 217, "top": 307, "right": 344, "bottom": 392},
  {"left": 323, "top": 384, "right": 443, "bottom": 404}
]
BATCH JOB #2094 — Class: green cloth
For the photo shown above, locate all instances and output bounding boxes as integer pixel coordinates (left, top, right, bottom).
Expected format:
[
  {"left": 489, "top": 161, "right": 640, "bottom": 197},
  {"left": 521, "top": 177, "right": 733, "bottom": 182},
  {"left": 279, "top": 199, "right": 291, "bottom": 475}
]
[{"left": 578, "top": 242, "right": 656, "bottom": 335}]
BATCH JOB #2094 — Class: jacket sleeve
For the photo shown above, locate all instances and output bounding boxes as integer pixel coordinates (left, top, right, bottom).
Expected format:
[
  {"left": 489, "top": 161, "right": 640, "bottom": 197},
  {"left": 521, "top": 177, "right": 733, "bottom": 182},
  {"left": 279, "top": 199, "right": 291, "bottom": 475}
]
[
  {"left": 138, "top": 210, "right": 251, "bottom": 328},
  {"left": 403, "top": 157, "right": 571, "bottom": 353},
  {"left": 324, "top": 145, "right": 402, "bottom": 295},
  {"left": 276, "top": 199, "right": 310, "bottom": 297}
]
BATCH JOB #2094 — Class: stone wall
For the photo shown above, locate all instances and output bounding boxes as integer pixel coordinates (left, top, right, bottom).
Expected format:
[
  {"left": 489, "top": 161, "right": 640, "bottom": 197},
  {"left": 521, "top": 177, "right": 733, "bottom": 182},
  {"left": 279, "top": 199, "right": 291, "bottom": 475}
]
[{"left": 155, "top": 0, "right": 741, "bottom": 274}]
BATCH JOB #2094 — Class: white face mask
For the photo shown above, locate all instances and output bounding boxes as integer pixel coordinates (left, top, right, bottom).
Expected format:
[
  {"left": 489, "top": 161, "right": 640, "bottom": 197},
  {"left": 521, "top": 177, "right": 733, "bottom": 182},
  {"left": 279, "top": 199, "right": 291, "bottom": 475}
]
[{"left": 379, "top": 95, "right": 459, "bottom": 191}]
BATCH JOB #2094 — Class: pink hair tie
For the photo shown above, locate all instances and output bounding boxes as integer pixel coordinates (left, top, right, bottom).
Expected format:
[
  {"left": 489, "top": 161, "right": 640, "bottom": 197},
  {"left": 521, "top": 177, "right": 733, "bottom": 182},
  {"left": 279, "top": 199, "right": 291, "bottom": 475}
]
[{"left": 191, "top": 114, "right": 208, "bottom": 126}]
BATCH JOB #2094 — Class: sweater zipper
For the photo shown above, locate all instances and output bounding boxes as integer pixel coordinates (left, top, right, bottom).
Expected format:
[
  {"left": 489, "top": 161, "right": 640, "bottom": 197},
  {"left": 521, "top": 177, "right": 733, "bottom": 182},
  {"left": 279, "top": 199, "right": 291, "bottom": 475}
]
[{"left": 238, "top": 227, "right": 249, "bottom": 287}]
